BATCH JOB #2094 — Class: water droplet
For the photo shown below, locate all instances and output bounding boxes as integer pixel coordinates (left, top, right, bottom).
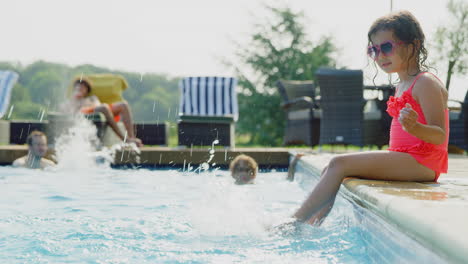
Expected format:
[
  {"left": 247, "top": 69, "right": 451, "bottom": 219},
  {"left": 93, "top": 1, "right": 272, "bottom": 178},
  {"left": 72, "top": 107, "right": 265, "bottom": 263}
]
[{"left": 7, "top": 105, "right": 14, "bottom": 119}]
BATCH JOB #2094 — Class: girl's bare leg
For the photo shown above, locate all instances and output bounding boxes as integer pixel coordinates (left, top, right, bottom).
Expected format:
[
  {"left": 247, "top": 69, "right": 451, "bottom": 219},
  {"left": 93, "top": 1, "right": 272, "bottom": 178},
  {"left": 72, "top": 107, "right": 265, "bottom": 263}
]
[
  {"left": 111, "top": 102, "right": 143, "bottom": 146},
  {"left": 94, "top": 104, "right": 126, "bottom": 140},
  {"left": 306, "top": 165, "right": 334, "bottom": 226},
  {"left": 294, "top": 151, "right": 435, "bottom": 223}
]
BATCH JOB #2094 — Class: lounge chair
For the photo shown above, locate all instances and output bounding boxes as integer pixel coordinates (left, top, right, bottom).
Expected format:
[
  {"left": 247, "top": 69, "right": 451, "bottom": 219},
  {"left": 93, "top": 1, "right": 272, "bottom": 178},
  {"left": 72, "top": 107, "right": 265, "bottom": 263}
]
[
  {"left": 0, "top": 71, "right": 19, "bottom": 144},
  {"left": 276, "top": 80, "right": 320, "bottom": 146},
  {"left": 449, "top": 90, "right": 468, "bottom": 152},
  {"left": 178, "top": 76, "right": 238, "bottom": 147},
  {"left": 315, "top": 68, "right": 383, "bottom": 148}
]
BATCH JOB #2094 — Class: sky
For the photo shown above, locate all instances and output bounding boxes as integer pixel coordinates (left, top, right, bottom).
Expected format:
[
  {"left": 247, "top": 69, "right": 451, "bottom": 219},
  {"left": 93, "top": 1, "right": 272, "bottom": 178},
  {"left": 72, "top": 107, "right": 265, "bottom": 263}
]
[{"left": 1, "top": 0, "right": 466, "bottom": 99}]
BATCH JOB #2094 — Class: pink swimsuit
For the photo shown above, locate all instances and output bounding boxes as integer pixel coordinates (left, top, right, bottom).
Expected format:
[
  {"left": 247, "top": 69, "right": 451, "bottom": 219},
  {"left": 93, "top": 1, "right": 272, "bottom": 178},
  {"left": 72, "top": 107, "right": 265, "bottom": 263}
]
[{"left": 386, "top": 72, "right": 449, "bottom": 182}]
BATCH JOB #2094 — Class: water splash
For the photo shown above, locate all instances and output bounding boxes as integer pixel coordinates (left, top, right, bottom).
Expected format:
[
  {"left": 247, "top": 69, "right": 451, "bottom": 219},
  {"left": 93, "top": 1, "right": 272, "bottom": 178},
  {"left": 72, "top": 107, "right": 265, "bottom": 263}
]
[
  {"left": 53, "top": 115, "right": 109, "bottom": 170},
  {"left": 39, "top": 109, "right": 45, "bottom": 122},
  {"left": 52, "top": 115, "right": 141, "bottom": 169},
  {"left": 198, "top": 139, "right": 219, "bottom": 173},
  {"left": 7, "top": 105, "right": 14, "bottom": 119}
]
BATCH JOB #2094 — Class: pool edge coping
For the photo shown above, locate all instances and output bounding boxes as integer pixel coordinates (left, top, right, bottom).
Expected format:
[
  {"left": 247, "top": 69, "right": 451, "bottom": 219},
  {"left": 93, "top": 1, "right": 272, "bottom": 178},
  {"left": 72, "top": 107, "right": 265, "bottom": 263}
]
[{"left": 295, "top": 153, "right": 468, "bottom": 264}]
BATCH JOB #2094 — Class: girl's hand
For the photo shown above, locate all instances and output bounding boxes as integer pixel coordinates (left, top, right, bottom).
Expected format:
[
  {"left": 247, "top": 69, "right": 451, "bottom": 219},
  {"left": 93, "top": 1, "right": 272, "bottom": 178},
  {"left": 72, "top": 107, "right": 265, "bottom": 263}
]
[{"left": 398, "top": 103, "right": 418, "bottom": 133}]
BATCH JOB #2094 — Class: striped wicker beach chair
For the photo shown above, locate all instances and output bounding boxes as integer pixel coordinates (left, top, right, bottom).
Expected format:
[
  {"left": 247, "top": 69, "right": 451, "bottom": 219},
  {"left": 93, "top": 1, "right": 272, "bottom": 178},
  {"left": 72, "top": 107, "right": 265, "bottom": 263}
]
[
  {"left": 0, "top": 71, "right": 19, "bottom": 119},
  {"left": 0, "top": 71, "right": 19, "bottom": 144},
  {"left": 178, "top": 76, "right": 238, "bottom": 147}
]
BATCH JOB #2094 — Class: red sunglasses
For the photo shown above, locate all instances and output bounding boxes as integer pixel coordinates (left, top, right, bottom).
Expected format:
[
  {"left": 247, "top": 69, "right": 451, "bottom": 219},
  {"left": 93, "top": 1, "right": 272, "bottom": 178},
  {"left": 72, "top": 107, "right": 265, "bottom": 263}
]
[{"left": 367, "top": 41, "right": 404, "bottom": 60}]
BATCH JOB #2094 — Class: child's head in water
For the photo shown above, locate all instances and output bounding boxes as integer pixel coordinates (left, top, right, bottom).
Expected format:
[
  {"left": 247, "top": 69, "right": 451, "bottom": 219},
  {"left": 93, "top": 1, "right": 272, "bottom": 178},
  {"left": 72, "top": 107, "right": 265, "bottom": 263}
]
[
  {"left": 229, "top": 154, "right": 258, "bottom": 185},
  {"left": 367, "top": 11, "right": 428, "bottom": 75}
]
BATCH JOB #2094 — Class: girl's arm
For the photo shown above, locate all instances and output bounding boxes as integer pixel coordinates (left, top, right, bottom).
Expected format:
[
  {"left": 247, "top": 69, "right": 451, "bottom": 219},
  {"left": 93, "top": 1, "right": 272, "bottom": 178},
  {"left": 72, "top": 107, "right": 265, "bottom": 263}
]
[{"left": 400, "top": 74, "right": 447, "bottom": 145}]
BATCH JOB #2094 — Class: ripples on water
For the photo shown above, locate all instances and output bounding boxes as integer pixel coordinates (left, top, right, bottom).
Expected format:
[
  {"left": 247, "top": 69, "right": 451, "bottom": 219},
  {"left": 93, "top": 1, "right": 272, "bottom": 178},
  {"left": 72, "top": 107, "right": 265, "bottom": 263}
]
[{"left": 0, "top": 164, "right": 444, "bottom": 264}]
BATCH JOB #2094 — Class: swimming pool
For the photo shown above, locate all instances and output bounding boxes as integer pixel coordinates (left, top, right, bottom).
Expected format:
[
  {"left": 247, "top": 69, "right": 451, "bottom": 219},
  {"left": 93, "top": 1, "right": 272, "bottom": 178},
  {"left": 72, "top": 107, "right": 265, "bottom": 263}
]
[{"left": 0, "top": 162, "right": 445, "bottom": 263}]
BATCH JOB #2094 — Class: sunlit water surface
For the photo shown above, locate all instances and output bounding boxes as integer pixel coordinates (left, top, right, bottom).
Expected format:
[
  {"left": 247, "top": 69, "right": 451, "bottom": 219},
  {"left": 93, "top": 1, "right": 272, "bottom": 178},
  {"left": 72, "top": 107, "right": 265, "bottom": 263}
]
[{"left": 0, "top": 163, "right": 445, "bottom": 264}]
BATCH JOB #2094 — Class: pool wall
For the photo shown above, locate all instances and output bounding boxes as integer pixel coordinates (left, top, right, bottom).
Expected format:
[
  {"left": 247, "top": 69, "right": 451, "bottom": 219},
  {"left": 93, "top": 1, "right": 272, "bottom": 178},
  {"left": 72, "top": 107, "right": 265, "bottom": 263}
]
[
  {"left": 295, "top": 153, "right": 468, "bottom": 264},
  {"left": 0, "top": 145, "right": 289, "bottom": 168}
]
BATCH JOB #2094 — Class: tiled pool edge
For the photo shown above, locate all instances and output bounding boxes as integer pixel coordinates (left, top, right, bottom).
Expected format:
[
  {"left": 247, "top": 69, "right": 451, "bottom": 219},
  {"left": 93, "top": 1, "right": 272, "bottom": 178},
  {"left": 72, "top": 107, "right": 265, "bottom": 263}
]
[{"left": 295, "top": 153, "right": 468, "bottom": 264}]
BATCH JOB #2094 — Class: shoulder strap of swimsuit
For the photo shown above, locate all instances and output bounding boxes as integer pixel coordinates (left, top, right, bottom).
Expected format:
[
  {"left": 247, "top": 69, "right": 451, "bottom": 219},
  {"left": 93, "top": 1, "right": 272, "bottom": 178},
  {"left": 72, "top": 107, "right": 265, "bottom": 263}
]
[
  {"left": 408, "top": 71, "right": 445, "bottom": 94},
  {"left": 407, "top": 71, "right": 427, "bottom": 93}
]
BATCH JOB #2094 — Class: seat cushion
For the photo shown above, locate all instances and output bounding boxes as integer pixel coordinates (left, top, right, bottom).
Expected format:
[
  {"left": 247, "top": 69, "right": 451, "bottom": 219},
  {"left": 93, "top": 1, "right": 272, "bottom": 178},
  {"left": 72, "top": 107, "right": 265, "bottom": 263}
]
[{"left": 69, "top": 74, "right": 128, "bottom": 104}]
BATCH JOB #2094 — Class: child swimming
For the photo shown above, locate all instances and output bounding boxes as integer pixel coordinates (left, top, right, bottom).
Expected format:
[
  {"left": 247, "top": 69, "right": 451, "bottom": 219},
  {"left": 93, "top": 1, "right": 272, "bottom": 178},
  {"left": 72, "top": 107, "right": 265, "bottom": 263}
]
[{"left": 230, "top": 154, "right": 258, "bottom": 185}]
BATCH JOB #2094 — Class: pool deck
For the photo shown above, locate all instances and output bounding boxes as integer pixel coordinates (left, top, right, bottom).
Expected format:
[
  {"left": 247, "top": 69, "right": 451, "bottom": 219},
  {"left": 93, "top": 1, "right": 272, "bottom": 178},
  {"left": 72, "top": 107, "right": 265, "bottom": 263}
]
[
  {"left": 0, "top": 145, "right": 289, "bottom": 168},
  {"left": 295, "top": 151, "right": 468, "bottom": 264}
]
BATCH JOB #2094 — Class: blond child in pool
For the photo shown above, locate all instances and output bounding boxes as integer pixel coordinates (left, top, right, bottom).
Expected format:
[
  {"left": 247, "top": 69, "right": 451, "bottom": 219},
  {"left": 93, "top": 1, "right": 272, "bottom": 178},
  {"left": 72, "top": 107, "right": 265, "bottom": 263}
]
[{"left": 230, "top": 154, "right": 258, "bottom": 185}]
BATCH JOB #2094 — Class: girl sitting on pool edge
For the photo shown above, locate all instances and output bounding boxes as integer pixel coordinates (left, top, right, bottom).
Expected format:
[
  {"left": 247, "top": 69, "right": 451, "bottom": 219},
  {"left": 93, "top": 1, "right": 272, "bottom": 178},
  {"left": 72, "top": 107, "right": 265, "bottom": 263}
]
[{"left": 287, "top": 10, "right": 449, "bottom": 227}]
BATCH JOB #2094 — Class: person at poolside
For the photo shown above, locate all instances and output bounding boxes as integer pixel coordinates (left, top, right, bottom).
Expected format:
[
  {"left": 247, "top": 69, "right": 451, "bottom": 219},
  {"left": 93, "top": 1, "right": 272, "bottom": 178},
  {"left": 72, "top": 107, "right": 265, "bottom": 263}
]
[
  {"left": 70, "top": 78, "right": 143, "bottom": 147},
  {"left": 230, "top": 154, "right": 258, "bottom": 185},
  {"left": 288, "top": 11, "right": 449, "bottom": 226},
  {"left": 12, "top": 131, "right": 55, "bottom": 169}
]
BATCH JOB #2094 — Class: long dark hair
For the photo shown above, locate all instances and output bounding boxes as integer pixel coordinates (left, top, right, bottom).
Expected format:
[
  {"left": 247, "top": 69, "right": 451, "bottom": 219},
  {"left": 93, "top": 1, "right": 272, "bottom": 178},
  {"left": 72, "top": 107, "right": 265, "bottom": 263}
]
[{"left": 368, "top": 11, "right": 430, "bottom": 82}]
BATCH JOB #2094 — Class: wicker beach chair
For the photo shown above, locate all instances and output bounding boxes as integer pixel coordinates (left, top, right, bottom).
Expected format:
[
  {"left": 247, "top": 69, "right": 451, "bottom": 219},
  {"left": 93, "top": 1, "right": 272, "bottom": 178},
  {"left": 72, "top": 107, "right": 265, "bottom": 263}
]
[
  {"left": 178, "top": 76, "right": 238, "bottom": 147},
  {"left": 0, "top": 71, "right": 19, "bottom": 144},
  {"left": 315, "top": 68, "right": 383, "bottom": 148},
  {"left": 449, "top": 91, "right": 468, "bottom": 152},
  {"left": 276, "top": 80, "right": 320, "bottom": 146}
]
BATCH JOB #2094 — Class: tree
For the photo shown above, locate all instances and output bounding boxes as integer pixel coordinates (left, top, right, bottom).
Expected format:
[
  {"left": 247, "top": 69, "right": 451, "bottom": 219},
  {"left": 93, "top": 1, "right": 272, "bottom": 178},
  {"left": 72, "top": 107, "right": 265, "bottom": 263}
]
[
  {"left": 0, "top": 60, "right": 180, "bottom": 122},
  {"left": 433, "top": 0, "right": 468, "bottom": 91},
  {"left": 231, "top": 6, "right": 336, "bottom": 146}
]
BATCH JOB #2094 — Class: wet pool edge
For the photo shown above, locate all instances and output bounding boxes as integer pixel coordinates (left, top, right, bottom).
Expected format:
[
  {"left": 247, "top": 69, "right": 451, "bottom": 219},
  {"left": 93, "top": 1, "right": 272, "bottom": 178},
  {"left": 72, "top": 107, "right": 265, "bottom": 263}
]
[{"left": 295, "top": 152, "right": 468, "bottom": 264}]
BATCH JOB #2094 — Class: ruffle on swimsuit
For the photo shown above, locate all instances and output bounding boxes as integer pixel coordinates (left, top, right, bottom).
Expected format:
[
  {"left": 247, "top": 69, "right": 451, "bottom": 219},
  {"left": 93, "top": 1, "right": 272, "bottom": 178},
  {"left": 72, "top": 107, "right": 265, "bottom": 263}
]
[
  {"left": 386, "top": 90, "right": 435, "bottom": 153},
  {"left": 387, "top": 91, "right": 421, "bottom": 118}
]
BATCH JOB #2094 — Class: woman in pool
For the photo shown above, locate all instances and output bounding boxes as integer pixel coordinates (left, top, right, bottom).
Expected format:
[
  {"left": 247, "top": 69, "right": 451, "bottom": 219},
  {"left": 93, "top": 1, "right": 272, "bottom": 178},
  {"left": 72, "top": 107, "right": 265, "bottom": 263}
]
[{"left": 292, "top": 11, "right": 449, "bottom": 225}]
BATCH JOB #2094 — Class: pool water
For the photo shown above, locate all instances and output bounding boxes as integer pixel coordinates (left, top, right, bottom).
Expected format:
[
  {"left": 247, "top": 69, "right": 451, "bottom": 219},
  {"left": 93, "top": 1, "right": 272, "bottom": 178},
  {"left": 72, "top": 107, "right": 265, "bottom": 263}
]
[{"left": 0, "top": 164, "right": 444, "bottom": 263}]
